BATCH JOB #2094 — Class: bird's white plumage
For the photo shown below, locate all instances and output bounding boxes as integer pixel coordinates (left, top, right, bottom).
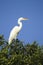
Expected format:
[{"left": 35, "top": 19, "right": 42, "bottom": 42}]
[
  {"left": 8, "top": 17, "right": 28, "bottom": 44},
  {"left": 8, "top": 26, "right": 18, "bottom": 44}
]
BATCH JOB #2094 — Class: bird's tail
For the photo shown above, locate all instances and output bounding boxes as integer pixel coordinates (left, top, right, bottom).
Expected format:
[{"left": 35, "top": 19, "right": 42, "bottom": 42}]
[{"left": 8, "top": 38, "right": 12, "bottom": 45}]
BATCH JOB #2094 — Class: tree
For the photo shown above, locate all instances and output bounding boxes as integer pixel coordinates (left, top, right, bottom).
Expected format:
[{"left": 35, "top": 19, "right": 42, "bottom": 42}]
[{"left": 0, "top": 35, "right": 43, "bottom": 65}]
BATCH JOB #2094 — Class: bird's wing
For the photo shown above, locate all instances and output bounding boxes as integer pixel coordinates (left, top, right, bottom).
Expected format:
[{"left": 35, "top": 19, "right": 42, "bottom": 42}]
[
  {"left": 10, "top": 26, "right": 20, "bottom": 37},
  {"left": 8, "top": 26, "right": 19, "bottom": 43},
  {"left": 12, "top": 26, "right": 20, "bottom": 33}
]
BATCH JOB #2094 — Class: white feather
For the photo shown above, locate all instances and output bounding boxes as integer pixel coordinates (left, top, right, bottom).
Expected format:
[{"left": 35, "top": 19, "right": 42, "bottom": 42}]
[{"left": 8, "top": 17, "right": 28, "bottom": 45}]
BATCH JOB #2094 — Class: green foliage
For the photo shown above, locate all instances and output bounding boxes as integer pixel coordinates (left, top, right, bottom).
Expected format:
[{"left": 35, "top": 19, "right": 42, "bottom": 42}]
[{"left": 0, "top": 35, "right": 43, "bottom": 65}]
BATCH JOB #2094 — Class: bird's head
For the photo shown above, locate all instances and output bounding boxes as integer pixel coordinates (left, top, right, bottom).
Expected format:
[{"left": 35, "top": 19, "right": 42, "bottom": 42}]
[{"left": 18, "top": 17, "right": 28, "bottom": 21}]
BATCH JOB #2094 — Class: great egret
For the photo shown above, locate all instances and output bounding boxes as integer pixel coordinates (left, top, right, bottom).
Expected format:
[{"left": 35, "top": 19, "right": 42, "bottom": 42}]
[{"left": 8, "top": 17, "right": 28, "bottom": 44}]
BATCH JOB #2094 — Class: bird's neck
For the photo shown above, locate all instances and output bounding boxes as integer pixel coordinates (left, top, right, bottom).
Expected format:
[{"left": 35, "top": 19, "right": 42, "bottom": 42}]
[{"left": 18, "top": 20, "right": 22, "bottom": 30}]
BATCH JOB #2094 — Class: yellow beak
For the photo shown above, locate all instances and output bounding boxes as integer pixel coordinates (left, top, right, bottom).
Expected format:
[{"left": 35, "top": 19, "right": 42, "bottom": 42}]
[{"left": 23, "top": 18, "right": 28, "bottom": 20}]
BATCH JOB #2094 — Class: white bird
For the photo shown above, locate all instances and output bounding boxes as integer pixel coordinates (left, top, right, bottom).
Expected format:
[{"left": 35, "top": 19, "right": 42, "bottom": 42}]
[{"left": 8, "top": 17, "right": 28, "bottom": 45}]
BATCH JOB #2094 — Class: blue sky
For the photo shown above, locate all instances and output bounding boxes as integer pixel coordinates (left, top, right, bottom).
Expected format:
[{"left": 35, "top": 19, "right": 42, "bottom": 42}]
[{"left": 0, "top": 0, "right": 43, "bottom": 45}]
